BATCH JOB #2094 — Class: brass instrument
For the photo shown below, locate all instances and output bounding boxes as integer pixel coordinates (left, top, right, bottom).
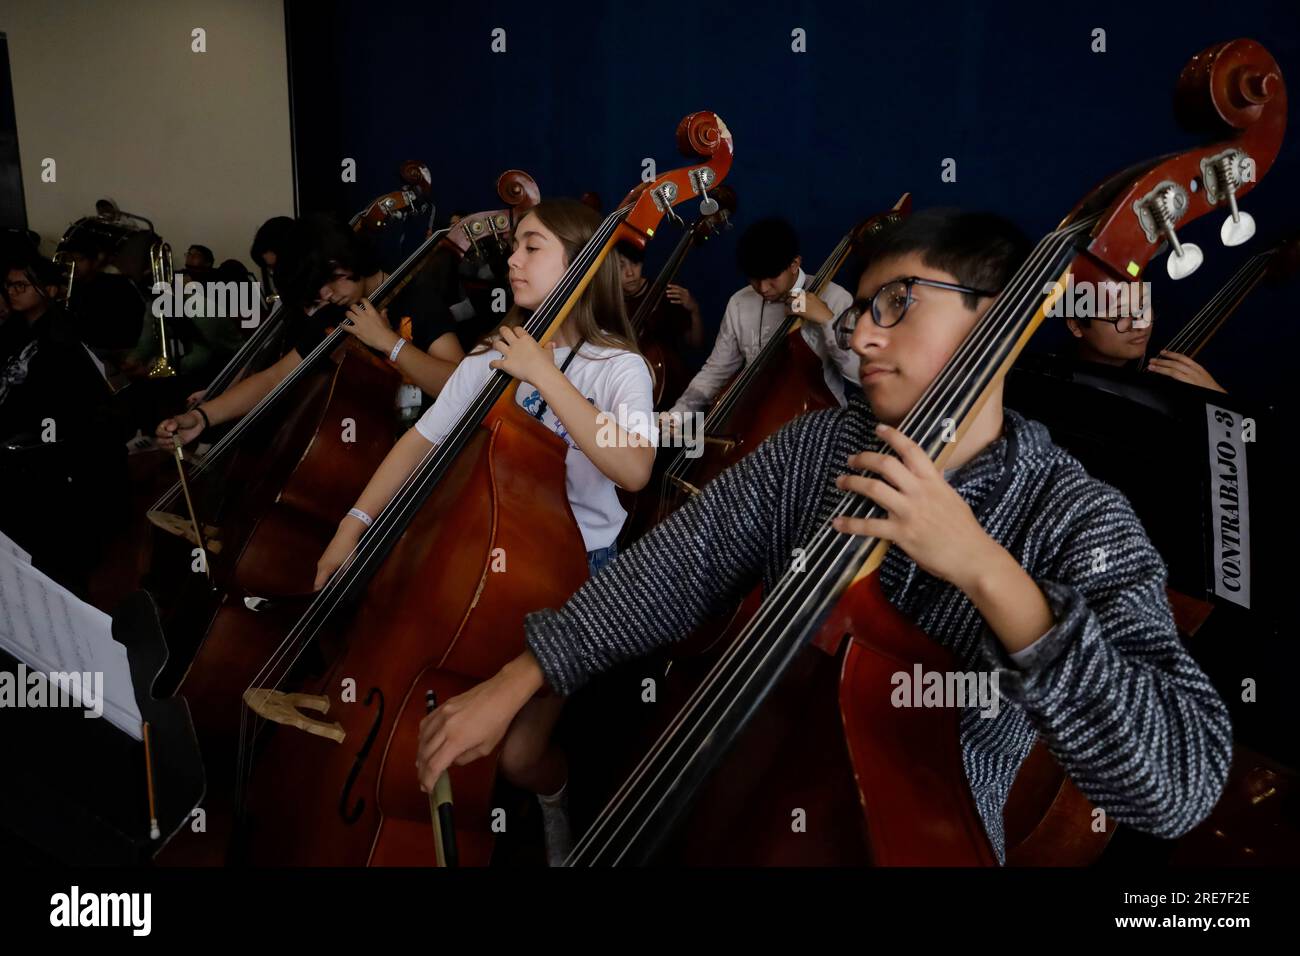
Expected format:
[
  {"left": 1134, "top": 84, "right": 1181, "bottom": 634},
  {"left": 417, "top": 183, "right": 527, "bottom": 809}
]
[
  {"left": 146, "top": 239, "right": 177, "bottom": 379},
  {"left": 50, "top": 250, "right": 75, "bottom": 303}
]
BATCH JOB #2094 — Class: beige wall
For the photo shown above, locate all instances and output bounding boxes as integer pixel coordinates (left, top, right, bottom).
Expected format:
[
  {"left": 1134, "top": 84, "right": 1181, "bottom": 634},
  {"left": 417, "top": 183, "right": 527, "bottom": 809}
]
[{"left": 5, "top": 0, "right": 293, "bottom": 267}]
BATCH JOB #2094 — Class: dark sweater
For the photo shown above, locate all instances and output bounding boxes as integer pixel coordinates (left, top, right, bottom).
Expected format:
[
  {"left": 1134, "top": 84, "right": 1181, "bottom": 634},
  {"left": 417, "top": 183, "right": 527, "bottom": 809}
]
[{"left": 525, "top": 390, "right": 1233, "bottom": 861}]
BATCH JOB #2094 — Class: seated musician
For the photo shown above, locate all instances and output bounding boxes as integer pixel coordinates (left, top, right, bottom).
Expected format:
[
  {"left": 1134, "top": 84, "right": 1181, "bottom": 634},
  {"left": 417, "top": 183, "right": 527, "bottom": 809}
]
[
  {"left": 313, "top": 198, "right": 657, "bottom": 865},
  {"left": 184, "top": 244, "right": 216, "bottom": 277},
  {"left": 0, "top": 256, "right": 120, "bottom": 591},
  {"left": 415, "top": 208, "right": 1232, "bottom": 864},
  {"left": 615, "top": 240, "right": 705, "bottom": 348},
  {"left": 250, "top": 215, "right": 296, "bottom": 306},
  {"left": 1065, "top": 285, "right": 1226, "bottom": 392},
  {"left": 63, "top": 231, "right": 148, "bottom": 365},
  {"left": 663, "top": 217, "right": 855, "bottom": 422},
  {"left": 154, "top": 216, "right": 465, "bottom": 448}
]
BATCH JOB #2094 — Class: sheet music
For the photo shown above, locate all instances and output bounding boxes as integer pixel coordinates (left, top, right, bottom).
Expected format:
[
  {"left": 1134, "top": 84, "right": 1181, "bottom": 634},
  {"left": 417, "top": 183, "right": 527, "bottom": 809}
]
[
  {"left": 0, "top": 530, "right": 142, "bottom": 739},
  {"left": 0, "top": 531, "right": 31, "bottom": 564}
]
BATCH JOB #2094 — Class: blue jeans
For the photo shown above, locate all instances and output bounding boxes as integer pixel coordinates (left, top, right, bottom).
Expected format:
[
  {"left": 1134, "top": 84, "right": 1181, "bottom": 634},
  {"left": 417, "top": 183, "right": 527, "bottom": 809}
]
[{"left": 587, "top": 544, "right": 618, "bottom": 576}]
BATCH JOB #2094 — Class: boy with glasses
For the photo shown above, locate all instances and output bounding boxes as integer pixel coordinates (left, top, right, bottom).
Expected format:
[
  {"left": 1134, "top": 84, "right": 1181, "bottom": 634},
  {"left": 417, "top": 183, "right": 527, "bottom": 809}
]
[
  {"left": 414, "top": 208, "right": 1232, "bottom": 864},
  {"left": 1062, "top": 283, "right": 1226, "bottom": 392}
]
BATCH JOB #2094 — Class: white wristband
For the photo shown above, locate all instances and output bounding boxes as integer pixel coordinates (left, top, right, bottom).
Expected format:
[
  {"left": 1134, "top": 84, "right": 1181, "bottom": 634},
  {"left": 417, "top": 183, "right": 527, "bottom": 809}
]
[
  {"left": 346, "top": 507, "right": 373, "bottom": 528},
  {"left": 389, "top": 338, "right": 407, "bottom": 363}
]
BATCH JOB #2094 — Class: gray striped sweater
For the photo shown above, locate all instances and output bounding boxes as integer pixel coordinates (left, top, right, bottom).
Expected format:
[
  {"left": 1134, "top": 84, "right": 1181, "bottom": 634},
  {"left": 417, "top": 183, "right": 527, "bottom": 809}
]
[{"left": 524, "top": 391, "right": 1233, "bottom": 861}]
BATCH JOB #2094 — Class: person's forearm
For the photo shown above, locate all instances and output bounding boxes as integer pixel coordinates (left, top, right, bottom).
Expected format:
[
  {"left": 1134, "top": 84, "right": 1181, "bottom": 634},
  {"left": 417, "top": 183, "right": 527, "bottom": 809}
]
[
  {"left": 197, "top": 359, "right": 287, "bottom": 425},
  {"left": 531, "top": 363, "right": 654, "bottom": 490},
  {"left": 670, "top": 337, "right": 742, "bottom": 415},
  {"left": 352, "top": 426, "right": 435, "bottom": 518},
  {"left": 395, "top": 345, "right": 460, "bottom": 397},
  {"left": 957, "top": 540, "right": 1055, "bottom": 654},
  {"left": 502, "top": 650, "right": 547, "bottom": 702},
  {"left": 686, "top": 308, "right": 704, "bottom": 348}
]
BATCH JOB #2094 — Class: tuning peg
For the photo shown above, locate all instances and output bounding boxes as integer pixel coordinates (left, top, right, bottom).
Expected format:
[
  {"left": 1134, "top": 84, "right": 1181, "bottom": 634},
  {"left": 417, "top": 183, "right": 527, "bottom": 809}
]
[
  {"left": 1221, "top": 210, "right": 1256, "bottom": 247},
  {"left": 1216, "top": 162, "right": 1256, "bottom": 246},
  {"left": 1139, "top": 183, "right": 1203, "bottom": 281},
  {"left": 688, "top": 166, "right": 719, "bottom": 217},
  {"left": 698, "top": 184, "right": 719, "bottom": 216},
  {"left": 1166, "top": 241, "right": 1203, "bottom": 280},
  {"left": 654, "top": 184, "right": 684, "bottom": 227},
  {"left": 1201, "top": 150, "right": 1257, "bottom": 247}
]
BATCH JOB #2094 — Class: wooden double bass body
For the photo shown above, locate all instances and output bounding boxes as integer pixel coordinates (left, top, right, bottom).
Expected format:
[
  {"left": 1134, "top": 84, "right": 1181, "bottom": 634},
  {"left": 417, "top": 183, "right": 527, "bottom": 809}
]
[
  {"left": 226, "top": 113, "right": 736, "bottom": 866},
  {"left": 244, "top": 397, "right": 589, "bottom": 865}
]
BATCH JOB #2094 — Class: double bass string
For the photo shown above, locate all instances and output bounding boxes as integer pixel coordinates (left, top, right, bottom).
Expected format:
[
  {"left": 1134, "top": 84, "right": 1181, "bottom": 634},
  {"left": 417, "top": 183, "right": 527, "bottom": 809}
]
[
  {"left": 1163, "top": 251, "right": 1272, "bottom": 357},
  {"left": 151, "top": 226, "right": 454, "bottom": 513},
  {"left": 199, "top": 297, "right": 286, "bottom": 401},
  {"left": 570, "top": 216, "right": 1096, "bottom": 863}
]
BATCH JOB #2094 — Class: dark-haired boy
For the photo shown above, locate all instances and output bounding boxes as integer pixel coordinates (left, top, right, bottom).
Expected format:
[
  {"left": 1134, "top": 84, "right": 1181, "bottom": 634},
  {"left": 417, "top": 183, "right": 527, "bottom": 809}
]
[
  {"left": 665, "top": 217, "right": 855, "bottom": 419},
  {"left": 1064, "top": 290, "right": 1226, "bottom": 392},
  {"left": 156, "top": 217, "right": 465, "bottom": 448},
  {"left": 416, "top": 208, "right": 1232, "bottom": 864}
]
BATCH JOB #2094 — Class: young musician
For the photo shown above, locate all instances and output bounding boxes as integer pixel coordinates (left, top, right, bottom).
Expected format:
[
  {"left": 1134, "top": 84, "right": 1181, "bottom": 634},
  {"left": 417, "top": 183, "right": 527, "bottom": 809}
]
[
  {"left": 312, "top": 199, "right": 657, "bottom": 863},
  {"left": 664, "top": 217, "right": 856, "bottom": 420},
  {"left": 615, "top": 241, "right": 705, "bottom": 349},
  {"left": 1065, "top": 289, "right": 1226, "bottom": 392},
  {"left": 0, "top": 257, "right": 119, "bottom": 591},
  {"left": 415, "top": 209, "right": 1232, "bottom": 864},
  {"left": 250, "top": 215, "right": 296, "bottom": 305},
  {"left": 1, "top": 257, "right": 111, "bottom": 445},
  {"left": 154, "top": 216, "right": 465, "bottom": 448}
]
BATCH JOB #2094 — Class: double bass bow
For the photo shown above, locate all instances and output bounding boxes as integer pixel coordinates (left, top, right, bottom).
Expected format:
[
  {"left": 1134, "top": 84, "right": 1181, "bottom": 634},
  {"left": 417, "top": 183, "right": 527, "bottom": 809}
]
[
  {"left": 566, "top": 38, "right": 1283, "bottom": 867},
  {"left": 229, "top": 113, "right": 734, "bottom": 866}
]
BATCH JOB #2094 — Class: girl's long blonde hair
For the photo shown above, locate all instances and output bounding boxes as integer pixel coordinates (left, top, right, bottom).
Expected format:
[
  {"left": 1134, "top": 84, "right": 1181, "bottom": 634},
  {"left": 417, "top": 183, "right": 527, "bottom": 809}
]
[{"left": 472, "top": 199, "right": 648, "bottom": 373}]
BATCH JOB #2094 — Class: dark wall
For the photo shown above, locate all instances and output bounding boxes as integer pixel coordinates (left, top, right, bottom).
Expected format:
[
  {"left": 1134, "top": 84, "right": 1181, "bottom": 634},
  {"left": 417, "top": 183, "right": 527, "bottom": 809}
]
[{"left": 286, "top": 0, "right": 1300, "bottom": 404}]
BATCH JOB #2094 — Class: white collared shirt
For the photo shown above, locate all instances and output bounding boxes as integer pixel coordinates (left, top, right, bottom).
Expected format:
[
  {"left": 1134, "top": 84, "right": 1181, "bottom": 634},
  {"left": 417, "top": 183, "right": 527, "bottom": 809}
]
[{"left": 668, "top": 268, "right": 856, "bottom": 415}]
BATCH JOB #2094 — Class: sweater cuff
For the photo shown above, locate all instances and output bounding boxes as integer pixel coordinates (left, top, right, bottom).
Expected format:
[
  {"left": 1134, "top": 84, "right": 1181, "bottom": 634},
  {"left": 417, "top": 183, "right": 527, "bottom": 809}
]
[
  {"left": 523, "top": 607, "right": 589, "bottom": 697},
  {"left": 980, "top": 579, "right": 1088, "bottom": 704}
]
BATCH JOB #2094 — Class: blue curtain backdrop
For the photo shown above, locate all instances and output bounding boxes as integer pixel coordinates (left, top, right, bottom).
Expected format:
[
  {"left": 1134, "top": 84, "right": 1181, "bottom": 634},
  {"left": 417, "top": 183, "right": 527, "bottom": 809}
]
[{"left": 285, "top": 0, "right": 1300, "bottom": 404}]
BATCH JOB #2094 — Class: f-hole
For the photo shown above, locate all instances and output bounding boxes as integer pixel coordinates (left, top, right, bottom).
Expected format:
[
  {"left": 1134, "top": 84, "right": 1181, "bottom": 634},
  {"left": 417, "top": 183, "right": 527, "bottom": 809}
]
[{"left": 338, "top": 688, "right": 384, "bottom": 824}]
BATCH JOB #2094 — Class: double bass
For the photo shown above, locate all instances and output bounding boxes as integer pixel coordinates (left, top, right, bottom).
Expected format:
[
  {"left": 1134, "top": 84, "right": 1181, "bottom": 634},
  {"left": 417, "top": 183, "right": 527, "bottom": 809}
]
[
  {"left": 227, "top": 113, "right": 735, "bottom": 866},
  {"left": 564, "top": 38, "right": 1284, "bottom": 866},
  {"left": 152, "top": 175, "right": 543, "bottom": 864}
]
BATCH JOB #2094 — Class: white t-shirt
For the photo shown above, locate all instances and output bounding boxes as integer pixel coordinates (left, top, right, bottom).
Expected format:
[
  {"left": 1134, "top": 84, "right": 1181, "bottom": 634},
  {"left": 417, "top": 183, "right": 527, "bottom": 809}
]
[{"left": 414, "top": 342, "right": 657, "bottom": 552}]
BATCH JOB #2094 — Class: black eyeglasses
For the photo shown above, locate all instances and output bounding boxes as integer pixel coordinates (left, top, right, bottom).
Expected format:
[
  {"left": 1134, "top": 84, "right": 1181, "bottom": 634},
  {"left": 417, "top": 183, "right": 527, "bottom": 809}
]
[
  {"left": 833, "top": 276, "right": 996, "bottom": 349},
  {"left": 3, "top": 280, "right": 31, "bottom": 293},
  {"left": 1086, "top": 313, "right": 1153, "bottom": 333}
]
